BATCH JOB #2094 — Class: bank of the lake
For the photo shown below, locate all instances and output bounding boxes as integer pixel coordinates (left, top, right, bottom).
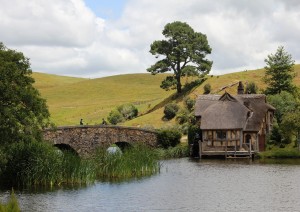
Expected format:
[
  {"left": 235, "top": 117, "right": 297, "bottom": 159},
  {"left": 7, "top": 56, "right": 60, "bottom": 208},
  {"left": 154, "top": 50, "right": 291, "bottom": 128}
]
[{"left": 2, "top": 158, "right": 300, "bottom": 211}]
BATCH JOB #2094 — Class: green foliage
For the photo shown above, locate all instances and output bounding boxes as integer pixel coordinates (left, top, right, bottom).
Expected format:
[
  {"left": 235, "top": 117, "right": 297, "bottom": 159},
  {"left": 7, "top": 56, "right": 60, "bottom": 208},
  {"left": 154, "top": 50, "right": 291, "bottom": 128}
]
[
  {"left": 163, "top": 103, "right": 180, "bottom": 120},
  {"left": 94, "top": 144, "right": 160, "bottom": 179},
  {"left": 0, "top": 42, "right": 50, "bottom": 144},
  {"left": 245, "top": 82, "right": 258, "bottom": 94},
  {"left": 259, "top": 147, "right": 300, "bottom": 158},
  {"left": 184, "top": 97, "right": 195, "bottom": 112},
  {"left": 147, "top": 21, "right": 212, "bottom": 93},
  {"left": 108, "top": 103, "right": 138, "bottom": 125},
  {"left": 267, "top": 91, "right": 300, "bottom": 124},
  {"left": 264, "top": 46, "right": 296, "bottom": 95},
  {"left": 175, "top": 108, "right": 190, "bottom": 125},
  {"left": 0, "top": 190, "right": 20, "bottom": 212},
  {"left": 0, "top": 141, "right": 95, "bottom": 187},
  {"left": 157, "top": 127, "right": 182, "bottom": 148},
  {"left": 188, "top": 125, "right": 201, "bottom": 144},
  {"left": 156, "top": 143, "right": 189, "bottom": 159},
  {"left": 117, "top": 103, "right": 138, "bottom": 120},
  {"left": 107, "top": 109, "right": 124, "bottom": 125},
  {"left": 203, "top": 83, "right": 211, "bottom": 94}
]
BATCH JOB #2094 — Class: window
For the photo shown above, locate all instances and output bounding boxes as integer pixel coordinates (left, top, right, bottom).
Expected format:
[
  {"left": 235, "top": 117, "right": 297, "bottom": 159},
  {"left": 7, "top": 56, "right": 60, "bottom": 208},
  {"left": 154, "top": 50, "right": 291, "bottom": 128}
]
[{"left": 216, "top": 131, "right": 227, "bottom": 140}]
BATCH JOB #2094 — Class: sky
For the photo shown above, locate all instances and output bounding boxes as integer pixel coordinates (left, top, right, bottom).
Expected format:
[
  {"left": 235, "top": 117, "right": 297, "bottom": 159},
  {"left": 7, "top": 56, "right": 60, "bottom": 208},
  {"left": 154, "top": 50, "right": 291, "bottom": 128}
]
[{"left": 1, "top": 0, "right": 300, "bottom": 78}]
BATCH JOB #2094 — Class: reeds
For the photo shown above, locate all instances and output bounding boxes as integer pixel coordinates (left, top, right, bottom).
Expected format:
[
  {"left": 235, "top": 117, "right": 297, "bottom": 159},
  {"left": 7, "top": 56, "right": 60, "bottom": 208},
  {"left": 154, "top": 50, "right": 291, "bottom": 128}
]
[
  {"left": 94, "top": 144, "right": 160, "bottom": 179},
  {"left": 155, "top": 143, "right": 189, "bottom": 159},
  {"left": 0, "top": 141, "right": 162, "bottom": 187},
  {"left": 0, "top": 141, "right": 96, "bottom": 187},
  {"left": 0, "top": 190, "right": 20, "bottom": 212}
]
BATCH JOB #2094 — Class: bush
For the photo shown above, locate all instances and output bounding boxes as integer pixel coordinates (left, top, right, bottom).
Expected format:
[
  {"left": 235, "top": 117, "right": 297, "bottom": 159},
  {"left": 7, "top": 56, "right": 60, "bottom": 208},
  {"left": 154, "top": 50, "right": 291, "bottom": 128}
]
[
  {"left": 163, "top": 103, "right": 180, "bottom": 120},
  {"left": 157, "top": 128, "right": 182, "bottom": 148},
  {"left": 188, "top": 125, "right": 201, "bottom": 145},
  {"left": 117, "top": 103, "right": 138, "bottom": 120},
  {"left": 245, "top": 82, "right": 258, "bottom": 94},
  {"left": 184, "top": 97, "right": 195, "bottom": 112},
  {"left": 203, "top": 83, "right": 211, "bottom": 94},
  {"left": 107, "top": 109, "right": 124, "bottom": 125}
]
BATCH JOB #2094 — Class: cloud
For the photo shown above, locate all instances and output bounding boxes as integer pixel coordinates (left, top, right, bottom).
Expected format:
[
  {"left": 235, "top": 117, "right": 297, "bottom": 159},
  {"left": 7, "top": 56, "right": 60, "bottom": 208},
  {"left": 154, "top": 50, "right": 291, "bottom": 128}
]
[{"left": 0, "top": 0, "right": 300, "bottom": 78}]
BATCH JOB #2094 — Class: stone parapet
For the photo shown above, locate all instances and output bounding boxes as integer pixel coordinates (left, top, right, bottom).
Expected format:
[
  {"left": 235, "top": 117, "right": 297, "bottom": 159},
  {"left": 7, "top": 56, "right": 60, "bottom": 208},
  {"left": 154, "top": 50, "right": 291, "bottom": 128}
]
[{"left": 43, "top": 125, "right": 158, "bottom": 156}]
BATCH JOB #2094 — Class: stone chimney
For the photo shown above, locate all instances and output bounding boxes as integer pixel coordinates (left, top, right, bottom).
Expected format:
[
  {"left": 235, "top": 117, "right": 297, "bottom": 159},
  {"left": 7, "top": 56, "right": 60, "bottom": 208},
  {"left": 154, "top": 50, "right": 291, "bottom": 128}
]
[{"left": 237, "top": 81, "right": 244, "bottom": 94}]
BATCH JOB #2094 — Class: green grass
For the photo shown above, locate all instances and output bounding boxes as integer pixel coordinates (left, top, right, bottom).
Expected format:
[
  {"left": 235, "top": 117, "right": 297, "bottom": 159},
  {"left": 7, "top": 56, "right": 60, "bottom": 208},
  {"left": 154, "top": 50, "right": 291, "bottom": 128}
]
[
  {"left": 33, "top": 73, "right": 174, "bottom": 126},
  {"left": 32, "top": 65, "right": 300, "bottom": 128},
  {"left": 258, "top": 146, "right": 300, "bottom": 158}
]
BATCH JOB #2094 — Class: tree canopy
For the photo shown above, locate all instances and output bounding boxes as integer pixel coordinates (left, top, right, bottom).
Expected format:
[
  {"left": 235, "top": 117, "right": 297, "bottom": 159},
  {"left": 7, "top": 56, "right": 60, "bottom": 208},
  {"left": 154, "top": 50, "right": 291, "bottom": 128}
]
[
  {"left": 263, "top": 46, "right": 296, "bottom": 95},
  {"left": 0, "top": 42, "right": 50, "bottom": 144},
  {"left": 147, "top": 21, "right": 212, "bottom": 93}
]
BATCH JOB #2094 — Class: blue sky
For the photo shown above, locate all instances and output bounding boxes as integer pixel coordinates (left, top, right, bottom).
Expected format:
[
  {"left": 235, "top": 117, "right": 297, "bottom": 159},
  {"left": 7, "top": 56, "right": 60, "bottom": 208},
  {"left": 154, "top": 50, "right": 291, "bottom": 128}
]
[
  {"left": 84, "top": 0, "right": 127, "bottom": 19},
  {"left": 1, "top": 0, "right": 300, "bottom": 78}
]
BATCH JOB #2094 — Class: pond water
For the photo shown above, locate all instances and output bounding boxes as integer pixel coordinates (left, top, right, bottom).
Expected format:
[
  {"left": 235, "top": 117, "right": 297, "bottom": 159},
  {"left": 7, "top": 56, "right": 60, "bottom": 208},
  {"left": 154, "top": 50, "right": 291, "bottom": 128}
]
[{"left": 2, "top": 158, "right": 300, "bottom": 211}]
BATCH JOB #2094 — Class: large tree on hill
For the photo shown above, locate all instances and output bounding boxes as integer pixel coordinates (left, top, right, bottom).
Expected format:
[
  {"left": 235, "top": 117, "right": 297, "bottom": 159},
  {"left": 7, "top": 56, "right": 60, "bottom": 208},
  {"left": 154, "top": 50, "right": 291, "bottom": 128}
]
[
  {"left": 263, "top": 46, "right": 296, "bottom": 95},
  {"left": 0, "top": 42, "right": 50, "bottom": 144},
  {"left": 147, "top": 21, "right": 212, "bottom": 94}
]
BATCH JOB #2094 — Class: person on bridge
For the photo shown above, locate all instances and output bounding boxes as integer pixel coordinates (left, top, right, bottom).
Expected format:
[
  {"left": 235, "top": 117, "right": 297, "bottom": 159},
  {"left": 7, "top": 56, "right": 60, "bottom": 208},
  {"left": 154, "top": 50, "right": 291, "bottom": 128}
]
[
  {"left": 101, "top": 118, "right": 107, "bottom": 125},
  {"left": 80, "top": 119, "right": 83, "bottom": 125}
]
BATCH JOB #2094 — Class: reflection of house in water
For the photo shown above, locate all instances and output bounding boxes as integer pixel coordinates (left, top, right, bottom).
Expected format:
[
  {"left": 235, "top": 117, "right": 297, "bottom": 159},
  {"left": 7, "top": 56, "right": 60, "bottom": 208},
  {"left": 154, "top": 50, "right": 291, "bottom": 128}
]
[{"left": 194, "top": 82, "right": 275, "bottom": 158}]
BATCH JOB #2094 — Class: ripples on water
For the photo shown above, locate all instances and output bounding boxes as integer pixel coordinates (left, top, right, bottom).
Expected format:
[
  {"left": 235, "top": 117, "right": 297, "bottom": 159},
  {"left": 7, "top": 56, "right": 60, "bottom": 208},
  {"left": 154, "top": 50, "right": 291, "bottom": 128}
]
[{"left": 2, "top": 158, "right": 300, "bottom": 212}]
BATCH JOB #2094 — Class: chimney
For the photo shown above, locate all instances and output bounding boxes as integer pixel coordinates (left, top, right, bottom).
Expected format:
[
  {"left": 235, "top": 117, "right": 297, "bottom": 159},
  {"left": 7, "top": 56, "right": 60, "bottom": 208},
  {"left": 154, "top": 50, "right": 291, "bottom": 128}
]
[{"left": 237, "top": 81, "right": 244, "bottom": 94}]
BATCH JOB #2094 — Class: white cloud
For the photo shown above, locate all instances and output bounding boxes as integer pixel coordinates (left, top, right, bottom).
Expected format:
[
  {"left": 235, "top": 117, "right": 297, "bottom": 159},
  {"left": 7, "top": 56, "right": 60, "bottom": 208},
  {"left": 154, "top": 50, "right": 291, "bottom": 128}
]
[{"left": 0, "top": 0, "right": 300, "bottom": 78}]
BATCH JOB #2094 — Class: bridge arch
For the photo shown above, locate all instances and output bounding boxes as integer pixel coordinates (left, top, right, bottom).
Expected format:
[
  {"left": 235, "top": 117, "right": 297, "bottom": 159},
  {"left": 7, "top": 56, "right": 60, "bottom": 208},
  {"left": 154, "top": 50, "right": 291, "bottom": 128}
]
[
  {"left": 54, "top": 143, "right": 78, "bottom": 155},
  {"left": 43, "top": 125, "right": 158, "bottom": 156}
]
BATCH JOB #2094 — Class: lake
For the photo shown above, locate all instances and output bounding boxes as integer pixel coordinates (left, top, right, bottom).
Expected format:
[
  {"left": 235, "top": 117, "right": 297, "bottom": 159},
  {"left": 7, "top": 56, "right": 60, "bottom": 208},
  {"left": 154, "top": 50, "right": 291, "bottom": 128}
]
[{"left": 1, "top": 158, "right": 300, "bottom": 211}]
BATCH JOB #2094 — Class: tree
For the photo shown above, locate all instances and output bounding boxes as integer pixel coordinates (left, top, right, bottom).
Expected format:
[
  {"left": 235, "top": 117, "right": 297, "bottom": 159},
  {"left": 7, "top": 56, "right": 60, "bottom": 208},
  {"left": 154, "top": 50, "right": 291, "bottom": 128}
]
[
  {"left": 263, "top": 46, "right": 296, "bottom": 95},
  {"left": 0, "top": 42, "right": 50, "bottom": 144},
  {"left": 147, "top": 21, "right": 212, "bottom": 93}
]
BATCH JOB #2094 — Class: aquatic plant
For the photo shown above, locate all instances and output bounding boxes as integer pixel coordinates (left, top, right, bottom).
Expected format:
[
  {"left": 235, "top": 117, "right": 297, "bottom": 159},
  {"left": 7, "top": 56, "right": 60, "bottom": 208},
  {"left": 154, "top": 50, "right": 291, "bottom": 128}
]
[
  {"left": 156, "top": 143, "right": 189, "bottom": 159},
  {"left": 94, "top": 144, "right": 160, "bottom": 179},
  {"left": 0, "top": 190, "right": 20, "bottom": 212}
]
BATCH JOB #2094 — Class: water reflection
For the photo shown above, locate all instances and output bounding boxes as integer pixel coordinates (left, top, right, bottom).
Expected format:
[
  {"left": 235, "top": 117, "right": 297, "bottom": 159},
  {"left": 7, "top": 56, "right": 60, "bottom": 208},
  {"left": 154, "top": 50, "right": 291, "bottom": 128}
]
[{"left": 2, "top": 158, "right": 300, "bottom": 211}]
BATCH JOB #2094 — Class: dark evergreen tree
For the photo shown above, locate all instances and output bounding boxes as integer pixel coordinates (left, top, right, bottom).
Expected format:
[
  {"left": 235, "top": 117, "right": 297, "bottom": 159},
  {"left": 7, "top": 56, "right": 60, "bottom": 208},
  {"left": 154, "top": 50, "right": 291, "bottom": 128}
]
[{"left": 264, "top": 46, "right": 296, "bottom": 95}]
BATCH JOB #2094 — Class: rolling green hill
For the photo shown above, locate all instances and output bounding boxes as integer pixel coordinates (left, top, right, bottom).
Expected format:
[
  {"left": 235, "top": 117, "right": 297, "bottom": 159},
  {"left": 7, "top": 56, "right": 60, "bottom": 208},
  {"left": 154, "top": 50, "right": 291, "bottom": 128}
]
[
  {"left": 33, "top": 72, "right": 174, "bottom": 126},
  {"left": 33, "top": 64, "right": 300, "bottom": 128}
]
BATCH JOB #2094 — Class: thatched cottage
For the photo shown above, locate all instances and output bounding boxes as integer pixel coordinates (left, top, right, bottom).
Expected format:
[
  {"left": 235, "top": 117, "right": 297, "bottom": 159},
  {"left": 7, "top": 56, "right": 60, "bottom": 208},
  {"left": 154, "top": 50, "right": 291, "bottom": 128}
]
[{"left": 194, "top": 82, "right": 275, "bottom": 158}]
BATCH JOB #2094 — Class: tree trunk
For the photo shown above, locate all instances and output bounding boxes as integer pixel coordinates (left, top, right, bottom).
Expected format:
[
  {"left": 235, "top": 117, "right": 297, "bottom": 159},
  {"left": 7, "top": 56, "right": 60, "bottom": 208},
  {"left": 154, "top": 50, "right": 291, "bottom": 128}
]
[{"left": 176, "top": 75, "right": 182, "bottom": 93}]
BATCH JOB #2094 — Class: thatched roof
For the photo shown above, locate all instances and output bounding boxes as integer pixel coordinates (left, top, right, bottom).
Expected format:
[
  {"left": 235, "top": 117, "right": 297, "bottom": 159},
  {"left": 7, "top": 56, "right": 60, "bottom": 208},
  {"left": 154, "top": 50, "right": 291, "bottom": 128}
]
[{"left": 195, "top": 92, "right": 275, "bottom": 131}]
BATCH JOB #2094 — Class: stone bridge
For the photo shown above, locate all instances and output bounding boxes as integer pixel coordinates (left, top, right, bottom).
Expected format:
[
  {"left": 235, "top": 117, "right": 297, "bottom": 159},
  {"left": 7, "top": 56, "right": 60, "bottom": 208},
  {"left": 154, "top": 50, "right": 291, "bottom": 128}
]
[{"left": 43, "top": 125, "right": 158, "bottom": 156}]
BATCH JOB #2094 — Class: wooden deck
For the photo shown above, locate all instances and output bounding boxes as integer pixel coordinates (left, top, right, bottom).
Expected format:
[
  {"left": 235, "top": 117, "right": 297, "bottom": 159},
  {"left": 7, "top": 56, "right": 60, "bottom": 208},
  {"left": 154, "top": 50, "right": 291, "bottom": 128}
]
[{"left": 200, "top": 142, "right": 255, "bottom": 159}]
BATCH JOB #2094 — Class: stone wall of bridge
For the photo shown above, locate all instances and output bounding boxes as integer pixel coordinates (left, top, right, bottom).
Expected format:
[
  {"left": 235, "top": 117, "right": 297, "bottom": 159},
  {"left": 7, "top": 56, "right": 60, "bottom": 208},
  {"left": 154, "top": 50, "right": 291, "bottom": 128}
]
[{"left": 43, "top": 125, "right": 158, "bottom": 156}]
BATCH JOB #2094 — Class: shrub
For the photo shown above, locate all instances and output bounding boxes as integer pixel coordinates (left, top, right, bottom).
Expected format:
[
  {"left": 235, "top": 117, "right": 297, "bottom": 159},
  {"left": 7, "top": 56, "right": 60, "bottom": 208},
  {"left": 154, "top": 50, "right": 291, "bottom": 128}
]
[
  {"left": 157, "top": 128, "right": 182, "bottom": 148},
  {"left": 203, "top": 83, "right": 211, "bottom": 94},
  {"left": 184, "top": 97, "right": 195, "bottom": 112},
  {"left": 188, "top": 125, "right": 201, "bottom": 145},
  {"left": 163, "top": 103, "right": 180, "bottom": 120},
  {"left": 117, "top": 103, "right": 138, "bottom": 120},
  {"left": 245, "top": 82, "right": 258, "bottom": 94},
  {"left": 107, "top": 109, "right": 124, "bottom": 125}
]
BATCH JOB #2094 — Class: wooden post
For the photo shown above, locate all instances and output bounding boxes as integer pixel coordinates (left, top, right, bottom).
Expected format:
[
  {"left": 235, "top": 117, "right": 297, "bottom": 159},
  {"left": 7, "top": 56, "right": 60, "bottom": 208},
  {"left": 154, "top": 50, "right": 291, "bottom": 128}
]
[{"left": 225, "top": 140, "right": 228, "bottom": 159}]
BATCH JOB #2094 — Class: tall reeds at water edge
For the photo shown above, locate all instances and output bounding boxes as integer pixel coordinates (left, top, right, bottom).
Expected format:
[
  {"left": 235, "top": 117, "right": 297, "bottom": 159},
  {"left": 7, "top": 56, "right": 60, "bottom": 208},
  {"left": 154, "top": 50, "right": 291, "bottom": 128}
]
[
  {"left": 94, "top": 144, "right": 160, "bottom": 179},
  {"left": 0, "top": 141, "right": 162, "bottom": 187},
  {"left": 0, "top": 190, "right": 20, "bottom": 212},
  {"left": 0, "top": 141, "right": 97, "bottom": 187}
]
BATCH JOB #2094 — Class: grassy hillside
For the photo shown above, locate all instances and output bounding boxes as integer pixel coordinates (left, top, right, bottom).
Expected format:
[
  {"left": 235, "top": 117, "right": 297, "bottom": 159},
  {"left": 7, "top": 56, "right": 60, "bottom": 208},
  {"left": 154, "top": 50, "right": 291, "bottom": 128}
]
[
  {"left": 33, "top": 73, "right": 174, "bottom": 125},
  {"left": 33, "top": 65, "right": 300, "bottom": 128}
]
